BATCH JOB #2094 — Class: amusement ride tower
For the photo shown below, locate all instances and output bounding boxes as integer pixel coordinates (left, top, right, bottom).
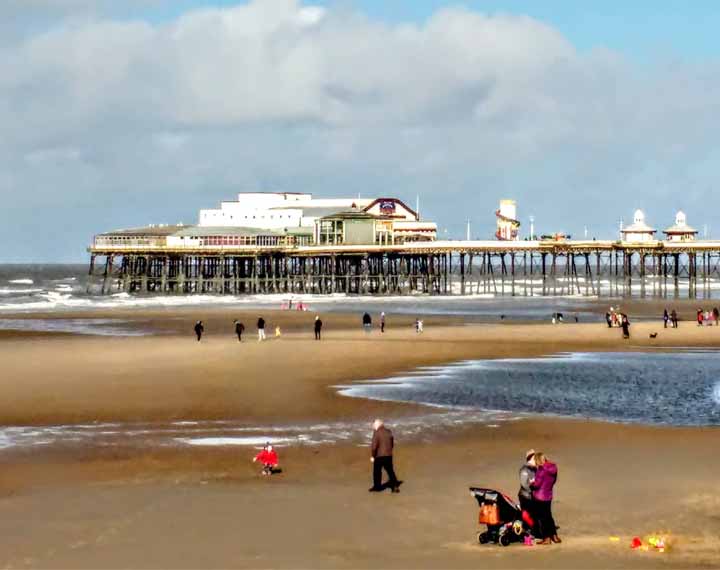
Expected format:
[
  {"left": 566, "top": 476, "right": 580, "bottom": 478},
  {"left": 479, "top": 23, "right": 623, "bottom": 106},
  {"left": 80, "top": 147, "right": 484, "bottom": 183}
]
[{"left": 495, "top": 199, "right": 521, "bottom": 241}]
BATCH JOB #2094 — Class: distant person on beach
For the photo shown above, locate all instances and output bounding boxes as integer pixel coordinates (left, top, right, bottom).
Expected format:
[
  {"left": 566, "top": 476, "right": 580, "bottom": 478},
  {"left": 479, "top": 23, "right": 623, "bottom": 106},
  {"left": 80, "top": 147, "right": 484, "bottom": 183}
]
[
  {"left": 363, "top": 312, "right": 372, "bottom": 333},
  {"left": 380, "top": 312, "right": 386, "bottom": 333},
  {"left": 275, "top": 325, "right": 282, "bottom": 338},
  {"left": 621, "top": 314, "right": 630, "bottom": 339},
  {"left": 253, "top": 443, "right": 279, "bottom": 476},
  {"left": 530, "top": 452, "right": 560, "bottom": 545},
  {"left": 518, "top": 449, "right": 537, "bottom": 530},
  {"left": 605, "top": 311, "right": 612, "bottom": 328},
  {"left": 234, "top": 320, "right": 245, "bottom": 342},
  {"left": 257, "top": 317, "right": 266, "bottom": 341},
  {"left": 369, "top": 419, "right": 400, "bottom": 493},
  {"left": 714, "top": 307, "right": 720, "bottom": 326},
  {"left": 415, "top": 319, "right": 424, "bottom": 333},
  {"left": 663, "top": 309, "right": 669, "bottom": 329},
  {"left": 697, "top": 308, "right": 704, "bottom": 326},
  {"left": 671, "top": 309, "right": 678, "bottom": 328},
  {"left": 194, "top": 321, "right": 204, "bottom": 342},
  {"left": 314, "top": 316, "right": 323, "bottom": 340}
]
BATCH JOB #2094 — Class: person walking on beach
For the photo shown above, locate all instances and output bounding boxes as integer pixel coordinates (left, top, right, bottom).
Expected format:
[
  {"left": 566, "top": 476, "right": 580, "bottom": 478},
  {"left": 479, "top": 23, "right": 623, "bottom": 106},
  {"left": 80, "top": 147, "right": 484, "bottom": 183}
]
[
  {"left": 234, "top": 320, "right": 245, "bottom": 342},
  {"left": 415, "top": 318, "right": 424, "bottom": 333},
  {"left": 194, "top": 320, "right": 204, "bottom": 342},
  {"left": 362, "top": 312, "right": 372, "bottom": 333},
  {"left": 713, "top": 307, "right": 720, "bottom": 326},
  {"left": 605, "top": 311, "right": 612, "bottom": 328},
  {"left": 380, "top": 312, "right": 386, "bottom": 333},
  {"left": 621, "top": 314, "right": 630, "bottom": 339},
  {"left": 671, "top": 309, "right": 678, "bottom": 328},
  {"left": 531, "top": 452, "right": 560, "bottom": 545},
  {"left": 697, "top": 308, "right": 704, "bottom": 326},
  {"left": 663, "top": 309, "right": 669, "bottom": 329},
  {"left": 369, "top": 419, "right": 400, "bottom": 493},
  {"left": 518, "top": 449, "right": 537, "bottom": 531},
  {"left": 314, "top": 316, "right": 323, "bottom": 340},
  {"left": 257, "top": 317, "right": 266, "bottom": 342}
]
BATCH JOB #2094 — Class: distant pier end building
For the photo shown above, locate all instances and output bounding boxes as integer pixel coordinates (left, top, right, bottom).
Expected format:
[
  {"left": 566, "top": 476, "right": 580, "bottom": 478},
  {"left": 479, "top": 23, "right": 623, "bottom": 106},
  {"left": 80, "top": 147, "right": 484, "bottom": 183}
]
[
  {"left": 663, "top": 211, "right": 698, "bottom": 242},
  {"left": 495, "top": 200, "right": 521, "bottom": 241}
]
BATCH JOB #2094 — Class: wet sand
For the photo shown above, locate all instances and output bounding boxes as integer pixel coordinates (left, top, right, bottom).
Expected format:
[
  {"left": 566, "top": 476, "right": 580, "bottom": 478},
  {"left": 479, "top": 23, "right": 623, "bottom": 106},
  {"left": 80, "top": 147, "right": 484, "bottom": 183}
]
[{"left": 0, "top": 309, "right": 719, "bottom": 568}]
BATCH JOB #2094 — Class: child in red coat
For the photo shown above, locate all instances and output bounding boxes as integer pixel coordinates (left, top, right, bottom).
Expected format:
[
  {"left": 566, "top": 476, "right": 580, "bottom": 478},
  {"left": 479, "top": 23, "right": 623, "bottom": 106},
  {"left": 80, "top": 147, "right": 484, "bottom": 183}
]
[{"left": 253, "top": 443, "right": 279, "bottom": 475}]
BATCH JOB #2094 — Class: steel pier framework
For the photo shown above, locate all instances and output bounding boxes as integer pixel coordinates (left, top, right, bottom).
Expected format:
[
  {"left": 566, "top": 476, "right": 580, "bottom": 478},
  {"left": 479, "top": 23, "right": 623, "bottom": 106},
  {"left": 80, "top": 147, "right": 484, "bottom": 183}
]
[{"left": 87, "top": 241, "right": 720, "bottom": 298}]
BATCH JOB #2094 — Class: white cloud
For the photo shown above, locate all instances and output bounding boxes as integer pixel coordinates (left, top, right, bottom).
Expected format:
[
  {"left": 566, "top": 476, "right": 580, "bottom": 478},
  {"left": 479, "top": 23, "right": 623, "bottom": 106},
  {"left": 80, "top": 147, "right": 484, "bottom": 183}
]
[{"left": 1, "top": 0, "right": 720, "bottom": 260}]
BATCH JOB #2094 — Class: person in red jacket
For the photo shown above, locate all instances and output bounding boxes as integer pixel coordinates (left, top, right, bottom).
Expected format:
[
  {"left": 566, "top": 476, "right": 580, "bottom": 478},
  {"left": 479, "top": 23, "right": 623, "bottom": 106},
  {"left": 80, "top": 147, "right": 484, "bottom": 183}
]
[{"left": 253, "top": 443, "right": 279, "bottom": 476}]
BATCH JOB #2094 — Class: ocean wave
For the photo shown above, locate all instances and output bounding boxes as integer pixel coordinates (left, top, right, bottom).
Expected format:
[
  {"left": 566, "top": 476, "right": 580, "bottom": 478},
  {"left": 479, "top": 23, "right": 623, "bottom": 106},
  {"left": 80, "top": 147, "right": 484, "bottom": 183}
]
[
  {"left": 8, "top": 279, "right": 34, "bottom": 285},
  {"left": 0, "top": 288, "right": 44, "bottom": 295},
  {"left": 0, "top": 410, "right": 512, "bottom": 452}
]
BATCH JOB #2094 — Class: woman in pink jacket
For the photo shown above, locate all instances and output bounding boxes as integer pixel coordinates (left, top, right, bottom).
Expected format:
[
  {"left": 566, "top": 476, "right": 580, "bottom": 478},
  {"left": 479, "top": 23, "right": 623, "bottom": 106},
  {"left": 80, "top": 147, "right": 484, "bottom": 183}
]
[{"left": 531, "top": 452, "right": 561, "bottom": 544}]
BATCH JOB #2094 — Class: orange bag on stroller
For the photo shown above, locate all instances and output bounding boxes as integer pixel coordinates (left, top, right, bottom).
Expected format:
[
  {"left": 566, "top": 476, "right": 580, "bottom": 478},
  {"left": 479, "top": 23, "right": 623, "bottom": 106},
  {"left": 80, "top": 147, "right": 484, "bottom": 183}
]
[{"left": 478, "top": 503, "right": 500, "bottom": 525}]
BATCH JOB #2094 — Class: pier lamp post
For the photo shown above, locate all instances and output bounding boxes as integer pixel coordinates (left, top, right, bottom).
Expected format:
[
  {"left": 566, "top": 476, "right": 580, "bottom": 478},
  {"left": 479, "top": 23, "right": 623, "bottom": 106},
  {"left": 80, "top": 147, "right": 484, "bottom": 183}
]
[{"left": 529, "top": 215, "right": 535, "bottom": 240}]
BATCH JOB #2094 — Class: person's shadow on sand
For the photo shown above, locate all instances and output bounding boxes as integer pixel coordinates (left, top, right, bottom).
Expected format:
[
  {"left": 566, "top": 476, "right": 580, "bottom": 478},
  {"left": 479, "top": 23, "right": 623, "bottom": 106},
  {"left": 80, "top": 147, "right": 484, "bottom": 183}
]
[{"left": 377, "top": 480, "right": 403, "bottom": 492}]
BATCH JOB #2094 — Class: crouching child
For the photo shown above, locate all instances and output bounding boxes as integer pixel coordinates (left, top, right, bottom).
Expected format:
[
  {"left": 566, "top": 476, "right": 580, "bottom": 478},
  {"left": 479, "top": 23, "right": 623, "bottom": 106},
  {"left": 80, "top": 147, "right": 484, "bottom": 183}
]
[{"left": 253, "top": 443, "right": 280, "bottom": 476}]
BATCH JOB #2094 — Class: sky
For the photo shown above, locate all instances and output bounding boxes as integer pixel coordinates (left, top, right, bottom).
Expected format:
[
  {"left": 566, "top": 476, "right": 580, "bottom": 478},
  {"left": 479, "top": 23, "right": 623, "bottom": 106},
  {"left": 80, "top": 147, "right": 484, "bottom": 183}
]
[{"left": 2, "top": 0, "right": 720, "bottom": 261}]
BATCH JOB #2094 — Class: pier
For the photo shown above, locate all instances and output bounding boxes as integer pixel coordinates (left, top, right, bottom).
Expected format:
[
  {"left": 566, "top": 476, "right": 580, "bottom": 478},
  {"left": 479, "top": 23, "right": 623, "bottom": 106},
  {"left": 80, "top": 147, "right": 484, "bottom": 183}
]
[{"left": 87, "top": 240, "right": 720, "bottom": 298}]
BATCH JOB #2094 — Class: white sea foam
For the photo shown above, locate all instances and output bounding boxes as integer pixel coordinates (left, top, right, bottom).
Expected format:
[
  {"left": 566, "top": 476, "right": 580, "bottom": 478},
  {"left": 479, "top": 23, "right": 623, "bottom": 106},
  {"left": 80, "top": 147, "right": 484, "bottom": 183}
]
[
  {"left": 8, "top": 279, "right": 33, "bottom": 284},
  {"left": 0, "top": 288, "right": 43, "bottom": 295},
  {"left": 175, "top": 436, "right": 302, "bottom": 447}
]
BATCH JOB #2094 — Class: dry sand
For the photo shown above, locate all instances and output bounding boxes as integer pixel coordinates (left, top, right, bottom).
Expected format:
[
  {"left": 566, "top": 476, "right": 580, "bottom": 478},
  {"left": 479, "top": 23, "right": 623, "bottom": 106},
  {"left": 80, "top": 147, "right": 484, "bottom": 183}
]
[{"left": 0, "top": 309, "right": 719, "bottom": 569}]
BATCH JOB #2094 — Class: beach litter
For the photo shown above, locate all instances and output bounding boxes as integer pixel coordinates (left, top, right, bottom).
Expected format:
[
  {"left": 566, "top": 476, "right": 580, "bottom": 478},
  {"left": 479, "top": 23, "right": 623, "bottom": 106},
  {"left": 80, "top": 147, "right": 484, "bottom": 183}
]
[{"left": 629, "top": 534, "right": 670, "bottom": 553}]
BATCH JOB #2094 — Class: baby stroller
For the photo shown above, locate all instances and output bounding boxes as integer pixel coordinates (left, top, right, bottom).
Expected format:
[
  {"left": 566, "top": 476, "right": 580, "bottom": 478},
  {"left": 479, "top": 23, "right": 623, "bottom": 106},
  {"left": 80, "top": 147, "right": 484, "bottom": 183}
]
[{"left": 469, "top": 487, "right": 533, "bottom": 547}]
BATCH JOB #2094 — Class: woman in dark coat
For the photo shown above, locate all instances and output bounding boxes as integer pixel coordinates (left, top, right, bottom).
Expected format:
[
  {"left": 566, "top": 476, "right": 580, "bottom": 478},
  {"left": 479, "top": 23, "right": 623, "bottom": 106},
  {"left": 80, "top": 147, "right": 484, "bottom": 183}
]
[{"left": 621, "top": 314, "right": 630, "bottom": 339}]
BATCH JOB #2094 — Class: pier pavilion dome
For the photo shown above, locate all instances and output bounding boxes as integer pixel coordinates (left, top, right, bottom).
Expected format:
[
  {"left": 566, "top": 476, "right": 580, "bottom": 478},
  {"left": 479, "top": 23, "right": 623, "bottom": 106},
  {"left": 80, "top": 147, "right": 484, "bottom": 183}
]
[
  {"left": 663, "top": 210, "right": 698, "bottom": 242},
  {"left": 620, "top": 209, "right": 656, "bottom": 243}
]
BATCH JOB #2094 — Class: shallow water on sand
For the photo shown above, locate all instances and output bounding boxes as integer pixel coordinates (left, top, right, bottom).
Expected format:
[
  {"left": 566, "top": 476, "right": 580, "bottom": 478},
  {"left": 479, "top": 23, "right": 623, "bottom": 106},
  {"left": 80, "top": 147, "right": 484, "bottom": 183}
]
[{"left": 338, "top": 351, "right": 720, "bottom": 427}]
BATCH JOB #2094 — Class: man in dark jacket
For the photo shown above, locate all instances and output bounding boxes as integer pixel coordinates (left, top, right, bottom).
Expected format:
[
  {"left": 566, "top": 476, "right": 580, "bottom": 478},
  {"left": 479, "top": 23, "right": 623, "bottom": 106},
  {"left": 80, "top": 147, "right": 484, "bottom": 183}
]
[
  {"left": 369, "top": 419, "right": 400, "bottom": 493},
  {"left": 194, "top": 321, "right": 204, "bottom": 342},
  {"left": 314, "top": 316, "right": 322, "bottom": 340},
  {"left": 234, "top": 320, "right": 245, "bottom": 342},
  {"left": 257, "top": 317, "right": 266, "bottom": 342}
]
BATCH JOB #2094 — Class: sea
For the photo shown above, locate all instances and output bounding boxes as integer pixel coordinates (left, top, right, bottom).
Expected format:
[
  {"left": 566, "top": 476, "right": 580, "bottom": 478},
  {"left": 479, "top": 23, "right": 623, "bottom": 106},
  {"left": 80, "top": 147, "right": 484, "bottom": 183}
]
[{"left": 0, "top": 263, "right": 608, "bottom": 327}]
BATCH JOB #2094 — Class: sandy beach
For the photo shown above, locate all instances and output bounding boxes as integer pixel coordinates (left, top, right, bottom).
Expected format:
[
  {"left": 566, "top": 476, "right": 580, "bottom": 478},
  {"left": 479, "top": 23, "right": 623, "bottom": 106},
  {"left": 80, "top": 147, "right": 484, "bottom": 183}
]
[{"left": 0, "top": 308, "right": 719, "bottom": 568}]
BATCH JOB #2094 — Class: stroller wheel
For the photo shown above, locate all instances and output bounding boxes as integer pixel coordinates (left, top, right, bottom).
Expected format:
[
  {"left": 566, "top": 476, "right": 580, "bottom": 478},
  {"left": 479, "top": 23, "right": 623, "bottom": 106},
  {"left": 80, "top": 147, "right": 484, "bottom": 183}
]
[
  {"left": 477, "top": 532, "right": 489, "bottom": 544},
  {"left": 499, "top": 533, "right": 512, "bottom": 547}
]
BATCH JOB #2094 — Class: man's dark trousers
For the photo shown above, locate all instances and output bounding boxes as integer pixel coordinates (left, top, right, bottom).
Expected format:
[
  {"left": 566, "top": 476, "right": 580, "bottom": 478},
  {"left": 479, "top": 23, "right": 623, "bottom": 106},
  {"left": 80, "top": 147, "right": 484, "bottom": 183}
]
[{"left": 373, "top": 456, "right": 398, "bottom": 489}]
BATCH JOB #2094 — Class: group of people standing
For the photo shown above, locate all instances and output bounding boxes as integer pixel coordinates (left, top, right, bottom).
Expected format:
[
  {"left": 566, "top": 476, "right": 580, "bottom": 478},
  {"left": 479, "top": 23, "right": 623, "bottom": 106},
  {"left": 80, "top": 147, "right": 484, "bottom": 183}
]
[
  {"left": 193, "top": 317, "right": 278, "bottom": 342},
  {"left": 362, "top": 312, "right": 423, "bottom": 333},
  {"left": 695, "top": 307, "right": 719, "bottom": 326},
  {"left": 662, "top": 309, "right": 679, "bottom": 328},
  {"left": 605, "top": 307, "right": 631, "bottom": 339},
  {"left": 519, "top": 449, "right": 560, "bottom": 545}
]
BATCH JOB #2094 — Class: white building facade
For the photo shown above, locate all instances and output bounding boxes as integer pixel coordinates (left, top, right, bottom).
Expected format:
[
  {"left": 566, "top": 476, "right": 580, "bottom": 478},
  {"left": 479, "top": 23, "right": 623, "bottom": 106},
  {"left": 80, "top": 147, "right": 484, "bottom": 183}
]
[
  {"left": 199, "top": 192, "right": 378, "bottom": 230},
  {"left": 621, "top": 210, "right": 656, "bottom": 242},
  {"left": 663, "top": 210, "right": 698, "bottom": 242}
]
